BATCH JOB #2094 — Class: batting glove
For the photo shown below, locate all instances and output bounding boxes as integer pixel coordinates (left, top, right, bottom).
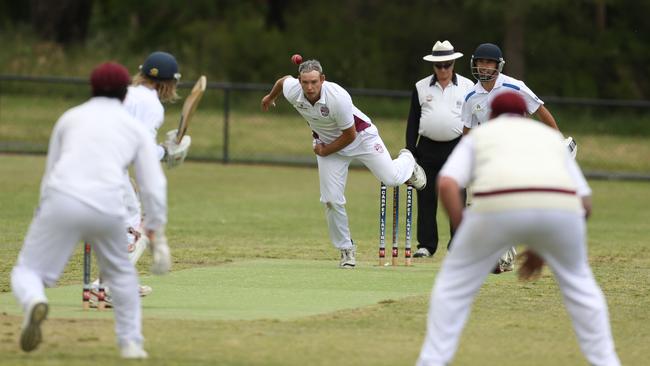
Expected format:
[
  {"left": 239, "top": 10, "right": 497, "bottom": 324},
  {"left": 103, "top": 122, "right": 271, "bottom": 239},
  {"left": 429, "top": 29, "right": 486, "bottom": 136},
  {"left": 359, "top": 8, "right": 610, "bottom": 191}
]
[
  {"left": 565, "top": 136, "right": 577, "bottom": 159},
  {"left": 162, "top": 129, "right": 191, "bottom": 169}
]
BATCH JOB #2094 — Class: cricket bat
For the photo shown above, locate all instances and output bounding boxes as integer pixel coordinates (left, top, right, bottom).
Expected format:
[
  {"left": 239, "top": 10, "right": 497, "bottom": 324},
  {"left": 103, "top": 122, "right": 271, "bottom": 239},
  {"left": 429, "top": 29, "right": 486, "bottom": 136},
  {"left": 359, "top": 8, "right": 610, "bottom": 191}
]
[{"left": 176, "top": 75, "right": 207, "bottom": 144}]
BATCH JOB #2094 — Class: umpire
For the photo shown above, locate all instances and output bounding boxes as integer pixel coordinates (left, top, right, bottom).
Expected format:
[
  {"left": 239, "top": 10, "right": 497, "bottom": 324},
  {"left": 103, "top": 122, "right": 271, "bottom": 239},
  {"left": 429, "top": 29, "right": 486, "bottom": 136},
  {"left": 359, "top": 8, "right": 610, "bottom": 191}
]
[{"left": 406, "top": 41, "right": 474, "bottom": 258}]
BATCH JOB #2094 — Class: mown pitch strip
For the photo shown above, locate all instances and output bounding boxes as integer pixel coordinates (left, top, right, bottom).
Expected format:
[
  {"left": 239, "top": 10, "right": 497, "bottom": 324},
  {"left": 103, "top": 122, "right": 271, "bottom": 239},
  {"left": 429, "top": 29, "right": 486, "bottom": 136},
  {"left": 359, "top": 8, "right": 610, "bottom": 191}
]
[{"left": 0, "top": 259, "right": 443, "bottom": 321}]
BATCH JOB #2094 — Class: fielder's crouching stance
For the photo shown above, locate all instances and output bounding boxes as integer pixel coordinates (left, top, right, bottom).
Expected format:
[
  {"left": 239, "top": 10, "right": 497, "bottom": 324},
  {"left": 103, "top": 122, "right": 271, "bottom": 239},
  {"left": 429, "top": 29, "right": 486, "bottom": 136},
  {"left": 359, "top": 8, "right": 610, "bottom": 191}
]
[
  {"left": 416, "top": 92, "right": 620, "bottom": 366},
  {"left": 11, "top": 62, "right": 171, "bottom": 359},
  {"left": 261, "top": 60, "right": 426, "bottom": 268},
  {"left": 90, "top": 51, "right": 189, "bottom": 305}
]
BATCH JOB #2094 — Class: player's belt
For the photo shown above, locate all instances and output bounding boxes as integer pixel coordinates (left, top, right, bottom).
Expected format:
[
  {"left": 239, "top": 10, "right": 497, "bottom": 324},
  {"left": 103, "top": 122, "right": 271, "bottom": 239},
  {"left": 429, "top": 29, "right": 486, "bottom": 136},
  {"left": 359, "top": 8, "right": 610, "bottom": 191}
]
[{"left": 473, "top": 187, "right": 577, "bottom": 197}]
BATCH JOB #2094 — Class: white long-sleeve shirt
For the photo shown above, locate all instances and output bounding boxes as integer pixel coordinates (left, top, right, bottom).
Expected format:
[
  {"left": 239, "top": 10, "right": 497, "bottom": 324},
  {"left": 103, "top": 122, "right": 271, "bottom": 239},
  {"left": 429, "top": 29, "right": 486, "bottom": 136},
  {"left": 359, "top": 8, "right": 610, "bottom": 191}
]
[
  {"left": 123, "top": 85, "right": 166, "bottom": 159},
  {"left": 40, "top": 97, "right": 167, "bottom": 230}
]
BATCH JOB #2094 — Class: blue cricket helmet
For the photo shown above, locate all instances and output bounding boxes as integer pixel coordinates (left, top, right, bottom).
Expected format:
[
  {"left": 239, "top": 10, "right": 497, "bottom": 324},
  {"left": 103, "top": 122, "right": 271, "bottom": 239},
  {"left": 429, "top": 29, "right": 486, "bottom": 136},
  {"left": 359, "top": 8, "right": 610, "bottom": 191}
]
[
  {"left": 470, "top": 43, "right": 505, "bottom": 82},
  {"left": 140, "top": 51, "right": 181, "bottom": 81}
]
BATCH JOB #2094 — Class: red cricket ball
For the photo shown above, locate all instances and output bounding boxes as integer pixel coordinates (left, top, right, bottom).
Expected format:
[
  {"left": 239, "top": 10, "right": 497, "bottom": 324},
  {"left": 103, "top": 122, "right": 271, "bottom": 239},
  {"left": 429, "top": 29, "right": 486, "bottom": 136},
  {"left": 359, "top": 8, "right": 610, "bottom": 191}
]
[{"left": 291, "top": 54, "right": 303, "bottom": 65}]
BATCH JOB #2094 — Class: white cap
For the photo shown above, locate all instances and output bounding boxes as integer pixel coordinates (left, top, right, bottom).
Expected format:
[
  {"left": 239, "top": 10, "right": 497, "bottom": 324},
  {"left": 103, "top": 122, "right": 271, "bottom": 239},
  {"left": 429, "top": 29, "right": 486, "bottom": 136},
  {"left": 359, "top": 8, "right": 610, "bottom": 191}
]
[{"left": 423, "top": 40, "right": 463, "bottom": 62}]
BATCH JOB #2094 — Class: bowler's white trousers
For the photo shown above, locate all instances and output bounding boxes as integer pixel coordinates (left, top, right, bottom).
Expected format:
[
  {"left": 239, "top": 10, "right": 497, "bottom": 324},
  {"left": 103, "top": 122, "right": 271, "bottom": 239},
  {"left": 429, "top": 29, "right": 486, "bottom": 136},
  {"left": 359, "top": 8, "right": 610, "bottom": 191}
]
[
  {"left": 416, "top": 209, "right": 620, "bottom": 366},
  {"left": 317, "top": 130, "right": 415, "bottom": 249},
  {"left": 11, "top": 190, "right": 143, "bottom": 347}
]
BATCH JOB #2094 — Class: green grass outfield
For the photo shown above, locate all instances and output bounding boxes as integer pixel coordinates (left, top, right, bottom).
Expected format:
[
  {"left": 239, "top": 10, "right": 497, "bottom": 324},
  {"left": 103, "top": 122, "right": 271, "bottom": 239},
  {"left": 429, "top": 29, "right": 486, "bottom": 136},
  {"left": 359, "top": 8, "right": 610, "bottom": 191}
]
[
  {"left": 1, "top": 155, "right": 649, "bottom": 365},
  {"left": 2, "top": 92, "right": 650, "bottom": 173}
]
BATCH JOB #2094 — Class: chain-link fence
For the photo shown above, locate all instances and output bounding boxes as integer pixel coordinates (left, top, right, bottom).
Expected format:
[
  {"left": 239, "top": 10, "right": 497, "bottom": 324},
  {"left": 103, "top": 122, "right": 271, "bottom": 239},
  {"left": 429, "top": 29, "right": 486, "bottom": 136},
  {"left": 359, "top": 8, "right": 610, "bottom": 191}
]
[{"left": 1, "top": 75, "right": 650, "bottom": 180}]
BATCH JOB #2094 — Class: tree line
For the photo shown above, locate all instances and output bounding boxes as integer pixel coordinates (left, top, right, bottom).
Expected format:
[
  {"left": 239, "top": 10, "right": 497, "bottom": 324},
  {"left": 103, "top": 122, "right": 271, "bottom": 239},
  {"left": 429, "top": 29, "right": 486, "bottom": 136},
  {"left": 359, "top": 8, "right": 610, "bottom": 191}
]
[{"left": 1, "top": 0, "right": 648, "bottom": 99}]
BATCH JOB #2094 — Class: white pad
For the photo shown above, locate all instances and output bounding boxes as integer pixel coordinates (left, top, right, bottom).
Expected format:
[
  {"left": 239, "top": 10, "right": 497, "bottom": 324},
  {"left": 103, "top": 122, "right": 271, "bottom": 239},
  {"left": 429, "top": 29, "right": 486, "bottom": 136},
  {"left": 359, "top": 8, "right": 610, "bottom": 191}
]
[
  {"left": 163, "top": 129, "right": 191, "bottom": 169},
  {"left": 565, "top": 136, "right": 577, "bottom": 159},
  {"left": 150, "top": 230, "right": 171, "bottom": 275}
]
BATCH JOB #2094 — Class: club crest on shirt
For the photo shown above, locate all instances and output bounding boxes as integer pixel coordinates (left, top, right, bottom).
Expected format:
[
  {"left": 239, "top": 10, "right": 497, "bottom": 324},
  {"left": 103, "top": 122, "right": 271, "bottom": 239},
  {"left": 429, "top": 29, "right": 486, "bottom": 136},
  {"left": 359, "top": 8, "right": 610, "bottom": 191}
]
[
  {"left": 374, "top": 143, "right": 384, "bottom": 153},
  {"left": 320, "top": 106, "right": 330, "bottom": 117},
  {"left": 456, "top": 100, "right": 463, "bottom": 108},
  {"left": 426, "top": 95, "right": 433, "bottom": 102}
]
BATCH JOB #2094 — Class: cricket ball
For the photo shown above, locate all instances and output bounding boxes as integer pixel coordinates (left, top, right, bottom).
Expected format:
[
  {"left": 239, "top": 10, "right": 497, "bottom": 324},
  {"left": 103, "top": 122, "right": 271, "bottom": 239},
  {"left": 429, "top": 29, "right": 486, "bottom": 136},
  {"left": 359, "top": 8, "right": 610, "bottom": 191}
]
[{"left": 291, "top": 54, "right": 303, "bottom": 65}]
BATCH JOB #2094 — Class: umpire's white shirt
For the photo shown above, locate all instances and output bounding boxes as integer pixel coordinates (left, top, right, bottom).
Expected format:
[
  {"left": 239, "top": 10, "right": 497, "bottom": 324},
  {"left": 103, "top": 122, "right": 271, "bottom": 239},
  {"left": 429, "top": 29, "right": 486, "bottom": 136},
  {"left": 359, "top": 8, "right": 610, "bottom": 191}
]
[
  {"left": 415, "top": 74, "right": 474, "bottom": 141},
  {"left": 462, "top": 74, "right": 544, "bottom": 129},
  {"left": 282, "top": 77, "right": 378, "bottom": 154},
  {"left": 40, "top": 97, "right": 167, "bottom": 230}
]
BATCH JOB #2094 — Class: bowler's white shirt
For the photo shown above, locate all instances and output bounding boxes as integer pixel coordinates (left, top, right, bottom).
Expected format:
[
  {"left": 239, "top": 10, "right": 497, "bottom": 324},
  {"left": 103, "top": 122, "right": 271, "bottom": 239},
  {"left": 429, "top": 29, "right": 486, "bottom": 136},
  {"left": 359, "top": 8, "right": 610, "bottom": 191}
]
[
  {"left": 124, "top": 85, "right": 166, "bottom": 159},
  {"left": 462, "top": 74, "right": 543, "bottom": 129},
  {"left": 40, "top": 97, "right": 167, "bottom": 230},
  {"left": 415, "top": 74, "right": 474, "bottom": 141},
  {"left": 282, "top": 77, "right": 378, "bottom": 154}
]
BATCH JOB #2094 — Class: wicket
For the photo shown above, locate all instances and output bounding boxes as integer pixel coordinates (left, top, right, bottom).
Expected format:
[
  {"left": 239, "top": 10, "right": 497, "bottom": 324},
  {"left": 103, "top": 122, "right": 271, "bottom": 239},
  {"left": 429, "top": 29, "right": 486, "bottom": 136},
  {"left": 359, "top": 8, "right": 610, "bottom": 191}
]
[
  {"left": 379, "top": 183, "right": 413, "bottom": 266},
  {"left": 82, "top": 242, "right": 106, "bottom": 311}
]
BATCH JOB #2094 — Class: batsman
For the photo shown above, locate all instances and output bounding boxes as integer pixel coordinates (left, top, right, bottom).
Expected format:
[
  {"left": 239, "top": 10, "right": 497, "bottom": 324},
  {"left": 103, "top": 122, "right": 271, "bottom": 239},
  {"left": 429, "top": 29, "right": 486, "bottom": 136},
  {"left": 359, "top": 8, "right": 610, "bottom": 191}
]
[{"left": 90, "top": 51, "right": 204, "bottom": 306}]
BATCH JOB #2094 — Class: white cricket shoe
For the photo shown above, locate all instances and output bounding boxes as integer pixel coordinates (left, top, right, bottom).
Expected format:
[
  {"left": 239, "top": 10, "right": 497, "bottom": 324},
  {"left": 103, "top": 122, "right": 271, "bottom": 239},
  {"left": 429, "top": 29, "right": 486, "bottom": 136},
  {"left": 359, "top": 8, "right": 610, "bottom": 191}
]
[
  {"left": 409, "top": 163, "right": 427, "bottom": 190},
  {"left": 90, "top": 285, "right": 151, "bottom": 309},
  {"left": 139, "top": 285, "right": 153, "bottom": 297},
  {"left": 400, "top": 149, "right": 427, "bottom": 190},
  {"left": 339, "top": 247, "right": 356, "bottom": 269},
  {"left": 120, "top": 341, "right": 149, "bottom": 359},
  {"left": 20, "top": 299, "right": 48, "bottom": 352},
  {"left": 494, "top": 247, "right": 517, "bottom": 274},
  {"left": 413, "top": 247, "right": 432, "bottom": 258}
]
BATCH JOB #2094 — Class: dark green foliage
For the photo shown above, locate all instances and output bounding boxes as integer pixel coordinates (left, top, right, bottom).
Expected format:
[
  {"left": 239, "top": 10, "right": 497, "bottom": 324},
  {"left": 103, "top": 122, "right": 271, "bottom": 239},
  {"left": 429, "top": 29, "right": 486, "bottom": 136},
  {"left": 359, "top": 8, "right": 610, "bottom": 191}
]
[{"left": 0, "top": 0, "right": 649, "bottom": 98}]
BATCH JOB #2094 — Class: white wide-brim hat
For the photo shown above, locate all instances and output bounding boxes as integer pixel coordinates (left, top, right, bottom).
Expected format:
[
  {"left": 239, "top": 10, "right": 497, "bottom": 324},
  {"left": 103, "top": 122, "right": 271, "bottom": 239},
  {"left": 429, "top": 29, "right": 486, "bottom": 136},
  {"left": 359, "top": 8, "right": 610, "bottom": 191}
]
[{"left": 423, "top": 40, "right": 463, "bottom": 62}]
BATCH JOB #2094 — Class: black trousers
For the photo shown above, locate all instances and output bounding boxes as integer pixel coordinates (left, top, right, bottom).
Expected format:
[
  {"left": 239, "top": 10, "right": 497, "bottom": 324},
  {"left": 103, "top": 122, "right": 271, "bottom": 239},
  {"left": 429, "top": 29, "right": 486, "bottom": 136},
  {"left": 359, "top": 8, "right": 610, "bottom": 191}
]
[{"left": 415, "top": 136, "right": 465, "bottom": 254}]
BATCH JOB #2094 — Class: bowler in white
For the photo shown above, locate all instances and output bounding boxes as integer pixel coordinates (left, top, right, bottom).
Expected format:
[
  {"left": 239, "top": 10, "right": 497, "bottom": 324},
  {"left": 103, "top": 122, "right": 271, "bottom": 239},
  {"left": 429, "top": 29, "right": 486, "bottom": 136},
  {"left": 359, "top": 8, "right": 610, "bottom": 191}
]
[{"left": 261, "top": 59, "right": 426, "bottom": 268}]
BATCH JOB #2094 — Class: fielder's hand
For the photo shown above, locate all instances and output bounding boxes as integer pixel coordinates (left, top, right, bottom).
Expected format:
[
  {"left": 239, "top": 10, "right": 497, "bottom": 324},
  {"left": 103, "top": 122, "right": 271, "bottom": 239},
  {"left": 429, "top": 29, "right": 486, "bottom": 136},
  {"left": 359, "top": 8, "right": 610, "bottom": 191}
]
[
  {"left": 517, "top": 249, "right": 544, "bottom": 281},
  {"left": 148, "top": 229, "right": 171, "bottom": 275}
]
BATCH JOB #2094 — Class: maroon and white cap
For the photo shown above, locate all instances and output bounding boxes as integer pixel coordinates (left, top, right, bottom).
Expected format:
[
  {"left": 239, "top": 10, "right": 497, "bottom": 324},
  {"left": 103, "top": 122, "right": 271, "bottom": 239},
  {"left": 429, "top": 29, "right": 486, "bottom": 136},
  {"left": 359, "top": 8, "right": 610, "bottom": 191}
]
[
  {"left": 90, "top": 62, "right": 131, "bottom": 94},
  {"left": 490, "top": 91, "right": 527, "bottom": 118}
]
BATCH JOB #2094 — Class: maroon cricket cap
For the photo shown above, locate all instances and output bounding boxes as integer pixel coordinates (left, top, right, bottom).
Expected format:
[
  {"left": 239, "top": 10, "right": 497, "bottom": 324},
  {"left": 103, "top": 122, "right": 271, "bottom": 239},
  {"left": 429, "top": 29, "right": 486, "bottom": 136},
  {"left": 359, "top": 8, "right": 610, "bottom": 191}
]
[
  {"left": 90, "top": 62, "right": 130, "bottom": 94},
  {"left": 490, "top": 91, "right": 527, "bottom": 118}
]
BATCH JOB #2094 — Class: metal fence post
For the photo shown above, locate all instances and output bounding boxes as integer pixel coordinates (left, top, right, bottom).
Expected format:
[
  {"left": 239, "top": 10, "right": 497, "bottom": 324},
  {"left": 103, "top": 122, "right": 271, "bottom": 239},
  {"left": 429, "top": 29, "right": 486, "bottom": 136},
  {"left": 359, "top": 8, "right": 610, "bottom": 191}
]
[{"left": 223, "top": 87, "right": 230, "bottom": 163}]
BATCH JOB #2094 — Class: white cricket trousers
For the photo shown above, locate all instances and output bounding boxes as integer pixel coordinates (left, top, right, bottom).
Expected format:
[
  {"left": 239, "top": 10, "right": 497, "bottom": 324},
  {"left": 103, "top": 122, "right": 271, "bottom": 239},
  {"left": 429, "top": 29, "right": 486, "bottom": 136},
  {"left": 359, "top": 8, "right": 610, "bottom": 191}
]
[
  {"left": 317, "top": 130, "right": 415, "bottom": 249},
  {"left": 11, "top": 190, "right": 143, "bottom": 348},
  {"left": 416, "top": 209, "right": 620, "bottom": 366}
]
